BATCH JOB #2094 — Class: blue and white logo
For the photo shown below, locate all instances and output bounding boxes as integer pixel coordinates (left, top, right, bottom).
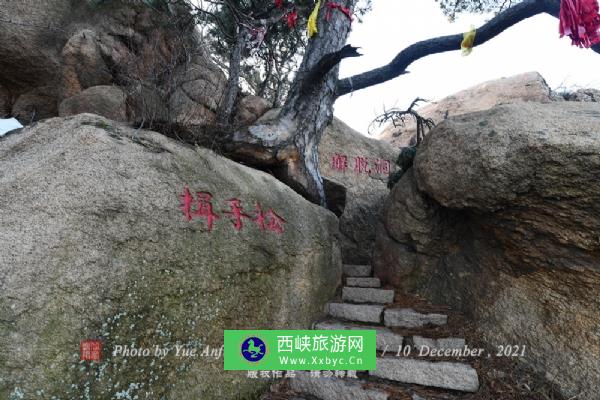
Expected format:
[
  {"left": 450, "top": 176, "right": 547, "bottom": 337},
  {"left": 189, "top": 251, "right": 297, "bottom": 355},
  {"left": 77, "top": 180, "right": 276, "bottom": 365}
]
[{"left": 241, "top": 337, "right": 266, "bottom": 362}]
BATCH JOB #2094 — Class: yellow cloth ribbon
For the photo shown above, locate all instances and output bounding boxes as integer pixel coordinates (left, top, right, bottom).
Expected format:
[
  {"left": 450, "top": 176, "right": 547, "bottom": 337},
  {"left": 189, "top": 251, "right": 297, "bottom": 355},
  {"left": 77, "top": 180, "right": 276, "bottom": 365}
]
[
  {"left": 461, "top": 26, "right": 476, "bottom": 56},
  {"left": 307, "top": 0, "right": 321, "bottom": 38}
]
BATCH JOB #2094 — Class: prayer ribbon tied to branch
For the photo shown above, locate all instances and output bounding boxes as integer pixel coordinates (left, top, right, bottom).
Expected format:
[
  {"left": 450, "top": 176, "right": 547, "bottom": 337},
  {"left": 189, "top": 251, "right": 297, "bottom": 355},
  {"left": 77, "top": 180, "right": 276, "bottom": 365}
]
[
  {"left": 306, "top": 0, "right": 353, "bottom": 38},
  {"left": 461, "top": 26, "right": 477, "bottom": 55},
  {"left": 287, "top": 8, "right": 298, "bottom": 28},
  {"left": 307, "top": 0, "right": 321, "bottom": 38},
  {"left": 325, "top": 2, "right": 354, "bottom": 22},
  {"left": 559, "top": 0, "right": 600, "bottom": 47}
]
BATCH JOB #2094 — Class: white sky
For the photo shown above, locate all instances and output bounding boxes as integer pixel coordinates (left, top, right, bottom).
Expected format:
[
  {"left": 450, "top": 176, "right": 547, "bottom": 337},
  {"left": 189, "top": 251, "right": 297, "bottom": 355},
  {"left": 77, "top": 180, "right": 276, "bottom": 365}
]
[{"left": 334, "top": 0, "right": 600, "bottom": 135}]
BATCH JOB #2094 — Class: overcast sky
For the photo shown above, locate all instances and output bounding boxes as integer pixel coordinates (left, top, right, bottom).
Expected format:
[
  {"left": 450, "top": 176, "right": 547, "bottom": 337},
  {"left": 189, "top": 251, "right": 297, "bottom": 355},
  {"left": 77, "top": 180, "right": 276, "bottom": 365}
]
[{"left": 334, "top": 0, "right": 600, "bottom": 135}]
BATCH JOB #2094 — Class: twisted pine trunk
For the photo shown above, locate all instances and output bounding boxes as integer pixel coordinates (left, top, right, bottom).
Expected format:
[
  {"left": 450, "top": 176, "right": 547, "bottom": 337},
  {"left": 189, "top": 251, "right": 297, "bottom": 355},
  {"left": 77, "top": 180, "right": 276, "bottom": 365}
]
[
  {"left": 218, "top": 26, "right": 245, "bottom": 125},
  {"left": 232, "top": 0, "right": 356, "bottom": 206}
]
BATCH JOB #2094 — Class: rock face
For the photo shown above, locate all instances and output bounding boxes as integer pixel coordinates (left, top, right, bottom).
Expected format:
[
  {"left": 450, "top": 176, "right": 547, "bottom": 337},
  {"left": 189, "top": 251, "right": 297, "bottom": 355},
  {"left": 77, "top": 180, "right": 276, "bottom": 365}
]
[
  {"left": 0, "top": 85, "right": 10, "bottom": 117},
  {"left": 374, "top": 102, "right": 600, "bottom": 399},
  {"left": 0, "top": 0, "right": 227, "bottom": 126},
  {"left": 377, "top": 72, "right": 555, "bottom": 148},
  {"left": 234, "top": 95, "right": 272, "bottom": 127},
  {"left": 0, "top": 114, "right": 341, "bottom": 399},
  {"left": 59, "top": 85, "right": 128, "bottom": 122},
  {"left": 11, "top": 86, "right": 59, "bottom": 123},
  {"left": 562, "top": 88, "right": 600, "bottom": 102},
  {"left": 319, "top": 118, "right": 398, "bottom": 263},
  {"left": 168, "top": 55, "right": 228, "bottom": 126}
]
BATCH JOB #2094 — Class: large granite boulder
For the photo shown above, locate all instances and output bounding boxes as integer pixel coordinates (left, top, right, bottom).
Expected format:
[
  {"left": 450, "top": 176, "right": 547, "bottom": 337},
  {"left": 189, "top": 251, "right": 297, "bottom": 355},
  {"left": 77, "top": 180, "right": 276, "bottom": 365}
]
[
  {"left": 562, "top": 88, "right": 600, "bottom": 102},
  {"left": 0, "top": 114, "right": 341, "bottom": 399},
  {"left": 374, "top": 102, "right": 600, "bottom": 400},
  {"left": 0, "top": 0, "right": 226, "bottom": 126},
  {"left": 319, "top": 118, "right": 398, "bottom": 264},
  {"left": 11, "top": 86, "right": 59, "bottom": 124},
  {"left": 168, "top": 55, "right": 227, "bottom": 127},
  {"left": 59, "top": 85, "right": 128, "bottom": 122},
  {"left": 377, "top": 72, "right": 556, "bottom": 148},
  {"left": 234, "top": 95, "right": 272, "bottom": 127},
  {"left": 0, "top": 0, "right": 69, "bottom": 92}
]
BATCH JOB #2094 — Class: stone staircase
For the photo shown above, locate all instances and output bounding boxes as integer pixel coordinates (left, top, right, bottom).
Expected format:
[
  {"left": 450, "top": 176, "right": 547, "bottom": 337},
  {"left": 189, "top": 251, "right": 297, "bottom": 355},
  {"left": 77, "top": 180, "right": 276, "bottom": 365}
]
[{"left": 285, "top": 264, "right": 480, "bottom": 400}]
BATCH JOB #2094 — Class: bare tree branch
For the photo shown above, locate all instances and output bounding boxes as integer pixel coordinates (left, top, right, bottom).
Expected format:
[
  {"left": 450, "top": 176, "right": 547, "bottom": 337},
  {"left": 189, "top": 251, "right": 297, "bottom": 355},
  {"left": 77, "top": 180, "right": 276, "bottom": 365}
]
[
  {"left": 369, "top": 98, "right": 435, "bottom": 146},
  {"left": 336, "top": 0, "right": 599, "bottom": 97},
  {"left": 300, "top": 45, "right": 362, "bottom": 94}
]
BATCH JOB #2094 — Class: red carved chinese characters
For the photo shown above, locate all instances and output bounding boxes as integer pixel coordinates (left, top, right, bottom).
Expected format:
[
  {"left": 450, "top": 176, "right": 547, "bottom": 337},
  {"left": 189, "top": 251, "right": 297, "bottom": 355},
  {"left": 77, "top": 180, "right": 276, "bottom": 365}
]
[
  {"left": 266, "top": 209, "right": 286, "bottom": 234},
  {"left": 354, "top": 156, "right": 371, "bottom": 175},
  {"left": 180, "top": 188, "right": 285, "bottom": 234},
  {"left": 253, "top": 202, "right": 267, "bottom": 230},
  {"left": 331, "top": 153, "right": 348, "bottom": 172},
  {"left": 192, "top": 192, "right": 220, "bottom": 231},
  {"left": 180, "top": 186, "right": 194, "bottom": 221},
  {"left": 374, "top": 158, "right": 391, "bottom": 175},
  {"left": 328, "top": 154, "right": 391, "bottom": 176},
  {"left": 223, "top": 199, "right": 251, "bottom": 231}
]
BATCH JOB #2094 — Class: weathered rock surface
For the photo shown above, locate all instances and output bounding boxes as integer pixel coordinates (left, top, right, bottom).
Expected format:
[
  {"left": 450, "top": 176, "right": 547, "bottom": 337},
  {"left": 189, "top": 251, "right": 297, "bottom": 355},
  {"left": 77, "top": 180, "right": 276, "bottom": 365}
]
[
  {"left": 11, "top": 86, "right": 58, "bottom": 123},
  {"left": 327, "top": 303, "right": 383, "bottom": 323},
  {"left": 0, "top": 0, "right": 69, "bottom": 92},
  {"left": 290, "top": 372, "right": 389, "bottom": 400},
  {"left": 371, "top": 358, "right": 479, "bottom": 393},
  {"left": 374, "top": 102, "right": 600, "bottom": 399},
  {"left": 0, "top": 0, "right": 226, "bottom": 125},
  {"left": 562, "top": 88, "right": 600, "bottom": 102},
  {"left": 0, "top": 114, "right": 341, "bottom": 399},
  {"left": 168, "top": 55, "right": 227, "bottom": 126},
  {"left": 320, "top": 118, "right": 398, "bottom": 263},
  {"left": 377, "top": 72, "right": 555, "bottom": 148},
  {"left": 60, "top": 28, "right": 116, "bottom": 98},
  {"left": 59, "top": 85, "right": 128, "bottom": 122},
  {"left": 0, "top": 85, "right": 10, "bottom": 117},
  {"left": 234, "top": 95, "right": 271, "bottom": 127}
]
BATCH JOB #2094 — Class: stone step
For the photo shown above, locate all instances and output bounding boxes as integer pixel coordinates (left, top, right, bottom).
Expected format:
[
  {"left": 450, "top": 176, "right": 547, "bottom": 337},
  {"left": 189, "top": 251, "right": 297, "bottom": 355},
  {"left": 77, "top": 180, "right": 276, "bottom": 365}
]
[
  {"left": 346, "top": 277, "right": 381, "bottom": 288},
  {"left": 412, "top": 336, "right": 466, "bottom": 352},
  {"left": 290, "top": 372, "right": 389, "bottom": 400},
  {"left": 370, "top": 358, "right": 479, "bottom": 393},
  {"left": 342, "top": 287, "right": 395, "bottom": 304},
  {"left": 383, "top": 308, "right": 447, "bottom": 328},
  {"left": 343, "top": 264, "right": 372, "bottom": 277},
  {"left": 315, "top": 320, "right": 403, "bottom": 351},
  {"left": 327, "top": 303, "right": 383, "bottom": 324}
]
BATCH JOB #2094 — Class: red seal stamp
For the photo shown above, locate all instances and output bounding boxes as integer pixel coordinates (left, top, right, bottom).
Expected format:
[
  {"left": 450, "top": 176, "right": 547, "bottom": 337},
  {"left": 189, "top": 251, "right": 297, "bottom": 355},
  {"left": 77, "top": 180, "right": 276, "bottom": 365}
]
[{"left": 80, "top": 339, "right": 102, "bottom": 361}]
